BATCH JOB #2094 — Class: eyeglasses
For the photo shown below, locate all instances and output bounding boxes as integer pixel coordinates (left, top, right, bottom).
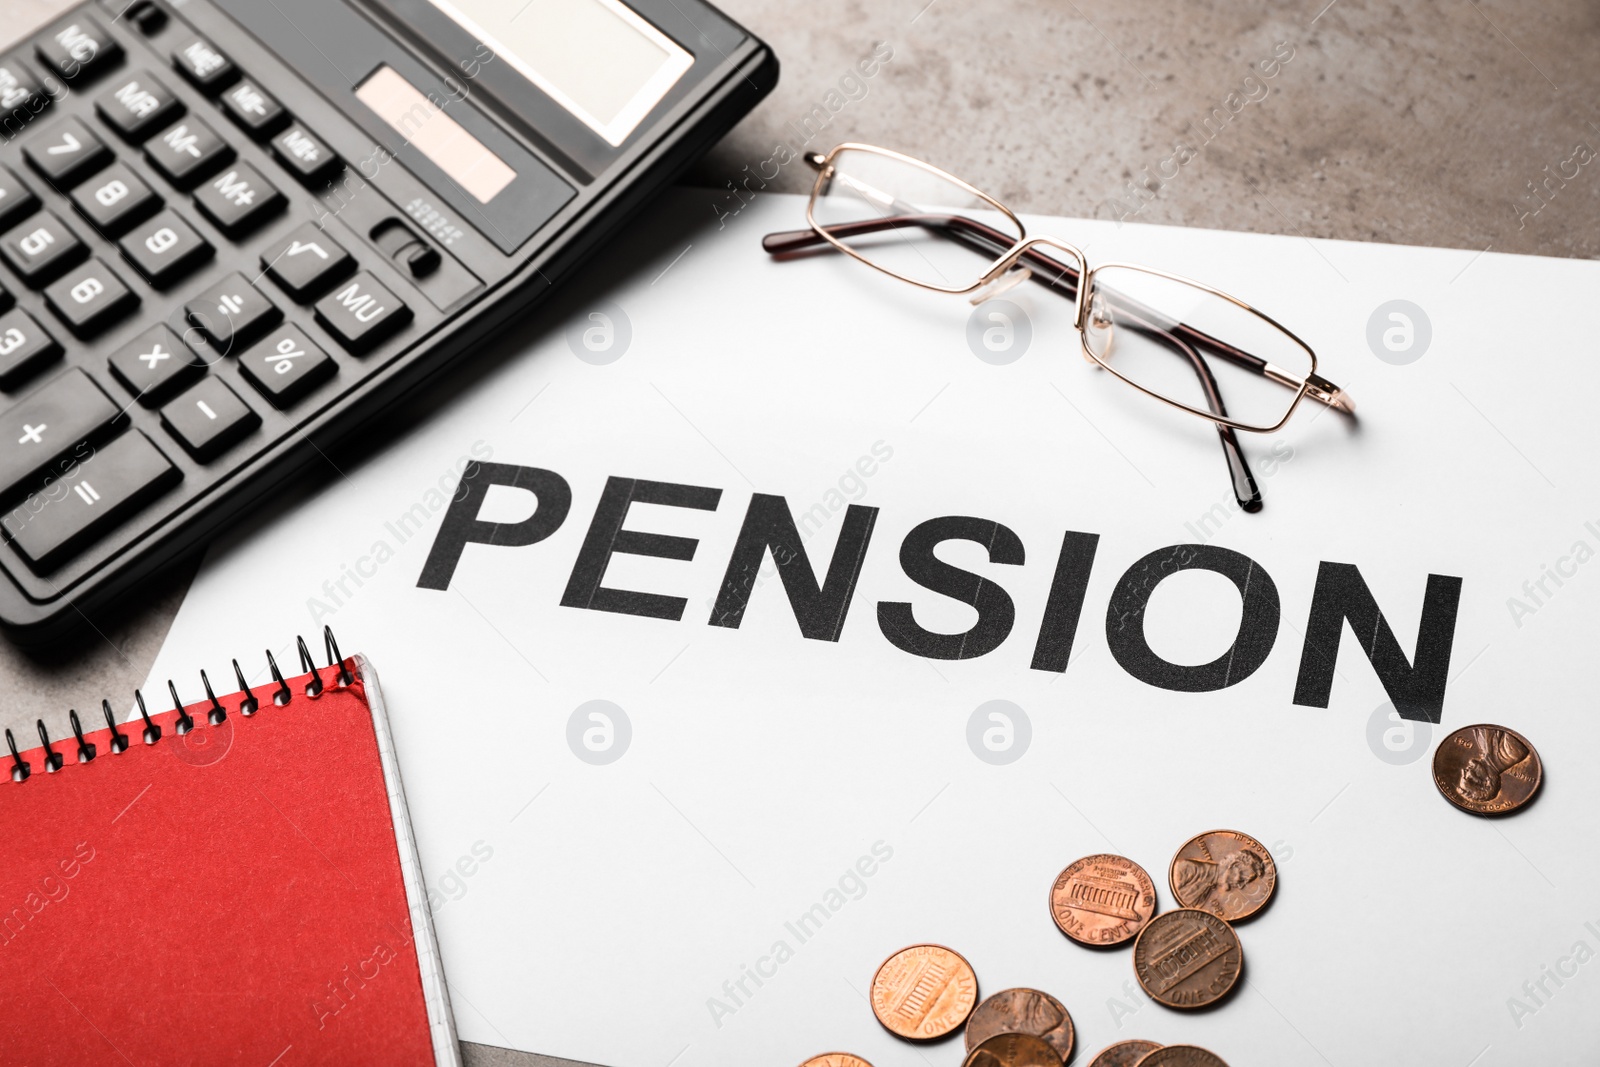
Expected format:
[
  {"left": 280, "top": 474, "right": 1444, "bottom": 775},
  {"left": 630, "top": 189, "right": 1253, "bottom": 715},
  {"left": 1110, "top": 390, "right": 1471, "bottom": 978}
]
[{"left": 761, "top": 143, "right": 1356, "bottom": 512}]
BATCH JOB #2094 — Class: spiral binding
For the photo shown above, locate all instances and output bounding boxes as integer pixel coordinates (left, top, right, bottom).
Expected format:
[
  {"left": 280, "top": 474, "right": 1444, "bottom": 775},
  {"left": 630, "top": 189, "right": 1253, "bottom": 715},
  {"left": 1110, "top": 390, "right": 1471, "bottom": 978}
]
[{"left": 4, "top": 626, "right": 353, "bottom": 784}]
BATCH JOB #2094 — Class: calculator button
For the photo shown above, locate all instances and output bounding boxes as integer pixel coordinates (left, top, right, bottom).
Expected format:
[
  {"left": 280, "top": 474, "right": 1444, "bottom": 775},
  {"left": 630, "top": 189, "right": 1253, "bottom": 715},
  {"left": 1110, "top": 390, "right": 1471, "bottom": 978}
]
[
  {"left": 119, "top": 209, "right": 212, "bottom": 289},
  {"left": 2, "top": 430, "right": 179, "bottom": 572},
  {"left": 238, "top": 324, "right": 335, "bottom": 409},
  {"left": 70, "top": 162, "right": 159, "bottom": 235},
  {"left": 0, "top": 210, "right": 85, "bottom": 286},
  {"left": 94, "top": 70, "right": 183, "bottom": 141},
  {"left": 108, "top": 324, "right": 203, "bottom": 406},
  {"left": 192, "top": 162, "right": 284, "bottom": 237},
  {"left": 144, "top": 117, "right": 232, "bottom": 188},
  {"left": 270, "top": 124, "right": 339, "bottom": 185},
  {"left": 0, "top": 60, "right": 46, "bottom": 117},
  {"left": 219, "top": 79, "right": 286, "bottom": 139},
  {"left": 0, "top": 309, "right": 61, "bottom": 390},
  {"left": 185, "top": 272, "right": 280, "bottom": 351},
  {"left": 0, "top": 368, "right": 118, "bottom": 498},
  {"left": 314, "top": 272, "right": 411, "bottom": 353},
  {"left": 118, "top": 1, "right": 169, "bottom": 37},
  {"left": 22, "top": 117, "right": 110, "bottom": 188},
  {"left": 160, "top": 377, "right": 258, "bottom": 461},
  {"left": 0, "top": 165, "right": 40, "bottom": 231},
  {"left": 261, "top": 222, "right": 352, "bottom": 300},
  {"left": 172, "top": 37, "right": 235, "bottom": 93},
  {"left": 34, "top": 17, "right": 123, "bottom": 83},
  {"left": 44, "top": 257, "right": 137, "bottom": 339}
]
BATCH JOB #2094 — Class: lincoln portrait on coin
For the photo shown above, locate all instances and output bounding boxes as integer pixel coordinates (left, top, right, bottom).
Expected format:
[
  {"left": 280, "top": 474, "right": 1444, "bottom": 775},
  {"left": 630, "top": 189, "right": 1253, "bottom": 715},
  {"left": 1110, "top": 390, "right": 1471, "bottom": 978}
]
[
  {"left": 1458, "top": 726, "right": 1530, "bottom": 803},
  {"left": 1174, "top": 849, "right": 1267, "bottom": 909}
]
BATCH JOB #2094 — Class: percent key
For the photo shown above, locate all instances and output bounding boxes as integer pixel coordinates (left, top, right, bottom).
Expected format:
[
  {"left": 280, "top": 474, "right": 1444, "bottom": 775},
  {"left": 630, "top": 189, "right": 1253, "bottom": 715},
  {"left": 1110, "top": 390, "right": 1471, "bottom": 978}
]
[{"left": 238, "top": 324, "right": 336, "bottom": 409}]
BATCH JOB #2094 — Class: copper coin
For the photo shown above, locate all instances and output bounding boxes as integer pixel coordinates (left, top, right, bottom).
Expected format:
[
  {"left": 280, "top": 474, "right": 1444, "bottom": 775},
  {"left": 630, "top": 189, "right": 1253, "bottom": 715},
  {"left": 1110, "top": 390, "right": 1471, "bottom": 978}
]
[
  {"left": 1168, "top": 830, "right": 1276, "bottom": 922},
  {"left": 1132, "top": 1045, "right": 1229, "bottom": 1067},
  {"left": 964, "top": 987, "right": 1074, "bottom": 1062},
  {"left": 1088, "top": 1040, "right": 1162, "bottom": 1067},
  {"left": 962, "top": 1034, "right": 1061, "bottom": 1067},
  {"left": 800, "top": 1056, "right": 874, "bottom": 1067},
  {"left": 1433, "top": 723, "right": 1543, "bottom": 815},
  {"left": 870, "top": 943, "right": 979, "bottom": 1040},
  {"left": 1050, "top": 854, "right": 1158, "bottom": 946},
  {"left": 1131, "top": 909, "right": 1242, "bottom": 1009}
]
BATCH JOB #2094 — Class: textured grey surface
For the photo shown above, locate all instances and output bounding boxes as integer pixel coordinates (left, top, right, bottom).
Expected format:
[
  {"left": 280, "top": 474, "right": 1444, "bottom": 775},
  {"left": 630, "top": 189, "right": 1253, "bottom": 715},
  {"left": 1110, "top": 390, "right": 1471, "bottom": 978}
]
[{"left": 2, "top": 1, "right": 1598, "bottom": 1064}]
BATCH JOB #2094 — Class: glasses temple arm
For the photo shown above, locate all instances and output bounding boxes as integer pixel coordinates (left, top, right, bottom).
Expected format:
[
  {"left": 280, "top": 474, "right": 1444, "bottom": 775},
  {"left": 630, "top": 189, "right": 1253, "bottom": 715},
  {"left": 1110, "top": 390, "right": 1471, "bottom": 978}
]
[{"left": 764, "top": 218, "right": 1353, "bottom": 415}]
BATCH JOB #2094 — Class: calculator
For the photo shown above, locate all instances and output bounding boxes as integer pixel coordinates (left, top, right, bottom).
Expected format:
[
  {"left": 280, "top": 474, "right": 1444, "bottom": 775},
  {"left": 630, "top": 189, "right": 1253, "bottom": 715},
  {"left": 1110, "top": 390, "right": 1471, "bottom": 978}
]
[{"left": 0, "top": 0, "right": 775, "bottom": 643}]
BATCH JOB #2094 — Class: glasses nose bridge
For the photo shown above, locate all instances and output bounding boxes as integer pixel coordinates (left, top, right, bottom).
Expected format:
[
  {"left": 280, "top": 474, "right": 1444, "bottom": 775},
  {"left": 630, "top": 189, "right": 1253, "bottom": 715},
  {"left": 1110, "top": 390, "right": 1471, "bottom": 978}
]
[{"left": 992, "top": 234, "right": 1090, "bottom": 326}]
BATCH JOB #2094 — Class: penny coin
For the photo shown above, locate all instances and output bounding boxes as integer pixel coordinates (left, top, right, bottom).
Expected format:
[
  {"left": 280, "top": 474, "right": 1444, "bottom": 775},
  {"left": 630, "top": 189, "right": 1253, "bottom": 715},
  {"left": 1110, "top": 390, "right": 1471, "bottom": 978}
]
[
  {"left": 1433, "top": 723, "right": 1543, "bottom": 815},
  {"left": 800, "top": 1056, "right": 874, "bottom": 1067},
  {"left": 962, "top": 1033, "right": 1061, "bottom": 1067},
  {"left": 1087, "top": 1040, "right": 1162, "bottom": 1067},
  {"left": 871, "top": 943, "right": 979, "bottom": 1040},
  {"left": 1132, "top": 1044, "right": 1230, "bottom": 1067},
  {"left": 1168, "top": 831, "right": 1277, "bottom": 922},
  {"left": 1131, "top": 909, "right": 1242, "bottom": 1009},
  {"left": 964, "top": 987, "right": 1074, "bottom": 1062},
  {"left": 1050, "top": 854, "right": 1158, "bottom": 946}
]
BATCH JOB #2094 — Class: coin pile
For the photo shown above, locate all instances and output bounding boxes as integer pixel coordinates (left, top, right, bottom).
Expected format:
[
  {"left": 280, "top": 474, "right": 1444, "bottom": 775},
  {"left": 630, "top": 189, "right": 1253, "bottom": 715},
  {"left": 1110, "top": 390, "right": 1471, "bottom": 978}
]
[
  {"left": 800, "top": 725, "right": 1543, "bottom": 1067},
  {"left": 800, "top": 829, "right": 1279, "bottom": 1067}
]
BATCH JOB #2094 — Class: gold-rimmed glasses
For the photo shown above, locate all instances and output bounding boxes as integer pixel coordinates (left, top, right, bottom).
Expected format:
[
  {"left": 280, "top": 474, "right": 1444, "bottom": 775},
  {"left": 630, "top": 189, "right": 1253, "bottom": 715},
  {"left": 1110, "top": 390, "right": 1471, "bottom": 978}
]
[{"left": 761, "top": 143, "right": 1356, "bottom": 512}]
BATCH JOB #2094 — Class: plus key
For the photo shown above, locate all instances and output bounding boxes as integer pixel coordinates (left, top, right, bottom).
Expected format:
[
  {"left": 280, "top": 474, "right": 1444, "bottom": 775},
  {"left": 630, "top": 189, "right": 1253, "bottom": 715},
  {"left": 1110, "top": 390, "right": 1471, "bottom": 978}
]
[{"left": 0, "top": 368, "right": 119, "bottom": 499}]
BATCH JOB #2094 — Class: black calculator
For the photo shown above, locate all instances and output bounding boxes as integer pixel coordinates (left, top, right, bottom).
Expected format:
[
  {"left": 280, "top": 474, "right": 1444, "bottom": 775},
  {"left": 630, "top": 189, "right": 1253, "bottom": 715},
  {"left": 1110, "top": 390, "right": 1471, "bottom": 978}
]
[{"left": 0, "top": 0, "right": 774, "bottom": 644}]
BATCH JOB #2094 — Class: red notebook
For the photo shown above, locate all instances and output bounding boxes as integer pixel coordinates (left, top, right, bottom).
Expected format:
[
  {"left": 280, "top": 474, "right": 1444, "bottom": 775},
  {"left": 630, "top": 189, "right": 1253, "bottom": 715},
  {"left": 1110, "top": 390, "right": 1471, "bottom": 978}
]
[{"left": 0, "top": 631, "right": 459, "bottom": 1067}]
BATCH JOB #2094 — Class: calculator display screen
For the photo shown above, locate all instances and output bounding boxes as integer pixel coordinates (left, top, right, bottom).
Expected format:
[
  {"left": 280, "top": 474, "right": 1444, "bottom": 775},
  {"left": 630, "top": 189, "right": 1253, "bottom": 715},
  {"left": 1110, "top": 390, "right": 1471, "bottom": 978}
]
[
  {"left": 356, "top": 66, "right": 519, "bottom": 202},
  {"left": 423, "top": 0, "right": 693, "bottom": 146}
]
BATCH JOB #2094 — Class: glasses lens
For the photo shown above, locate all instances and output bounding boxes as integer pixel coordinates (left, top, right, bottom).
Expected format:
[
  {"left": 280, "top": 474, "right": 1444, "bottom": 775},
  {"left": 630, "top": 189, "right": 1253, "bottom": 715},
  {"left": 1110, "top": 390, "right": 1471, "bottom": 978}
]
[
  {"left": 1081, "top": 266, "right": 1313, "bottom": 431},
  {"left": 810, "top": 148, "right": 1022, "bottom": 291}
]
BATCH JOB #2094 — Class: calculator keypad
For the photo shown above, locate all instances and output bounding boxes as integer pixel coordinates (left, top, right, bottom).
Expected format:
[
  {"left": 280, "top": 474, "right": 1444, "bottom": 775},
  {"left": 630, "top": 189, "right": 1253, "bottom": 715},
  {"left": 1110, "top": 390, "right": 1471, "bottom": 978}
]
[
  {"left": 270, "top": 124, "right": 338, "bottom": 185},
  {"left": 261, "top": 222, "right": 351, "bottom": 300},
  {"left": 219, "top": 79, "right": 285, "bottom": 138},
  {"left": 0, "top": 1, "right": 435, "bottom": 586},
  {"left": 192, "top": 161, "right": 283, "bottom": 236},
  {"left": 119, "top": 208, "right": 212, "bottom": 287},
  {"left": 171, "top": 38, "right": 235, "bottom": 94},
  {"left": 185, "top": 271, "right": 279, "bottom": 350},
  {"left": 160, "top": 377, "right": 257, "bottom": 461},
  {"left": 144, "top": 116, "right": 232, "bottom": 187},
  {"left": 43, "top": 257, "right": 137, "bottom": 338},
  {"left": 0, "top": 367, "right": 117, "bottom": 497},
  {"left": 108, "top": 324, "right": 201, "bottom": 405},
  {"left": 0, "top": 309, "right": 61, "bottom": 389},
  {"left": 0, "top": 166, "right": 40, "bottom": 231},
  {"left": 0, "top": 62, "right": 45, "bottom": 116},
  {"left": 1, "top": 430, "right": 178, "bottom": 571},
  {"left": 314, "top": 272, "right": 410, "bottom": 353},
  {"left": 1, "top": 210, "right": 85, "bottom": 286},
  {"left": 238, "top": 323, "right": 335, "bottom": 408},
  {"left": 70, "top": 162, "right": 160, "bottom": 235},
  {"left": 34, "top": 17, "right": 122, "bottom": 83},
  {"left": 23, "top": 117, "right": 111, "bottom": 187},
  {"left": 94, "top": 70, "right": 184, "bottom": 142}
]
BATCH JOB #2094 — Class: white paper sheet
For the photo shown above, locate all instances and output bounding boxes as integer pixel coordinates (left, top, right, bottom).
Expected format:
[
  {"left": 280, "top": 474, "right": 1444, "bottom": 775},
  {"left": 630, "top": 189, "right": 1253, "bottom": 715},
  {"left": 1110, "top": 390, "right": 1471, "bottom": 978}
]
[{"left": 145, "top": 189, "right": 1600, "bottom": 1066}]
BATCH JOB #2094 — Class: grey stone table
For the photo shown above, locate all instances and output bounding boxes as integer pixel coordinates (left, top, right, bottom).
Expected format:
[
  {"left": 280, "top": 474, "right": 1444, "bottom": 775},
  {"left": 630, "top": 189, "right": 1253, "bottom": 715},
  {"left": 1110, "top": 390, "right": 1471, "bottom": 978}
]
[{"left": 2, "top": 1, "right": 1598, "bottom": 1063}]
